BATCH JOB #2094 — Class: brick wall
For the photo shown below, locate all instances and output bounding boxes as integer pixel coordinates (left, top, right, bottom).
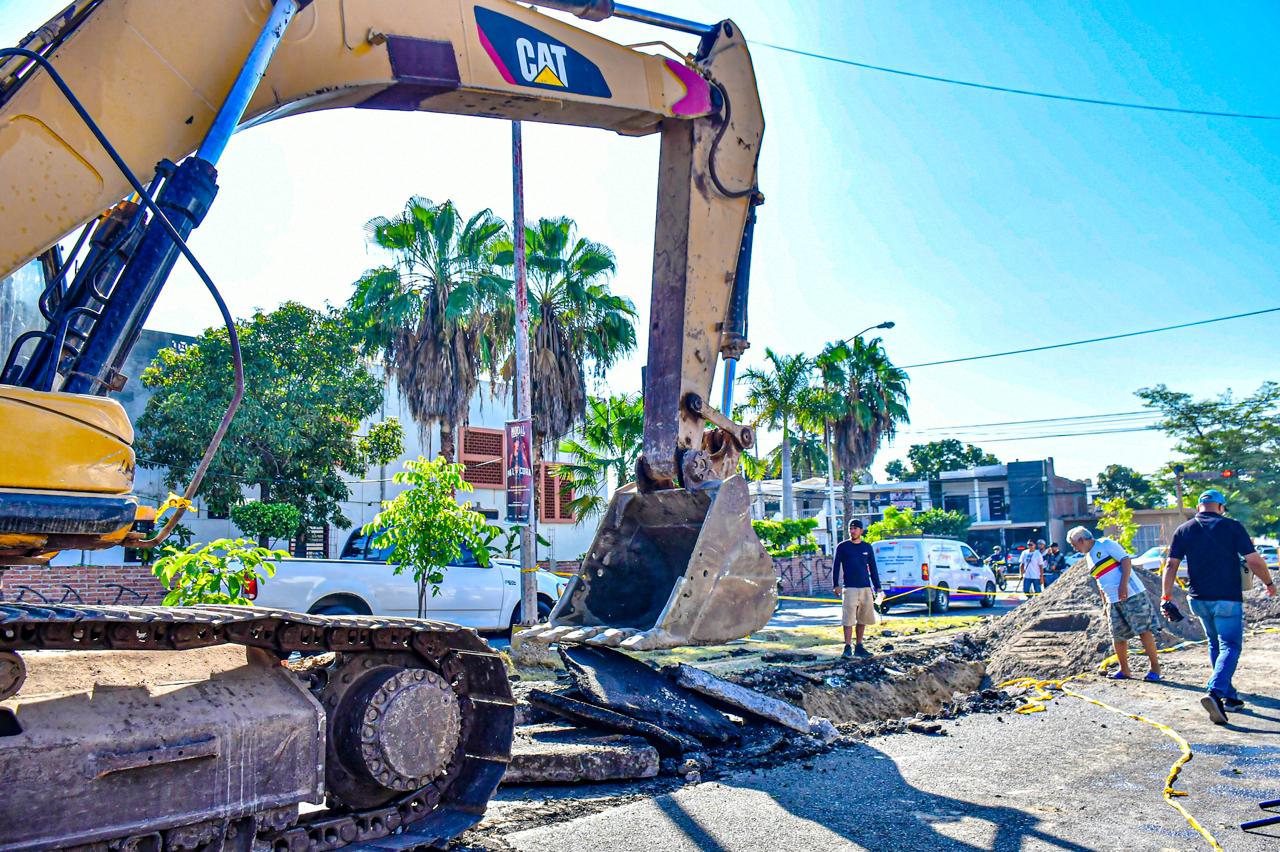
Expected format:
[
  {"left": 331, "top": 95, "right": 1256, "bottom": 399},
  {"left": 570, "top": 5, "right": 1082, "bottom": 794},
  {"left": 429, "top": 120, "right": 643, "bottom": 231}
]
[
  {"left": 774, "top": 555, "right": 835, "bottom": 597},
  {"left": 0, "top": 564, "right": 167, "bottom": 606}
]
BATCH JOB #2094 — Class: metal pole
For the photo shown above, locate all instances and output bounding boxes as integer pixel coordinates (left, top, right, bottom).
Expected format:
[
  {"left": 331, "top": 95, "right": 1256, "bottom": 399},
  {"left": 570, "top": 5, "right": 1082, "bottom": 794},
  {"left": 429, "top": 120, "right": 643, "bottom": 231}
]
[
  {"left": 513, "top": 121, "right": 538, "bottom": 627},
  {"left": 825, "top": 427, "right": 838, "bottom": 555},
  {"left": 195, "top": 0, "right": 299, "bottom": 165}
]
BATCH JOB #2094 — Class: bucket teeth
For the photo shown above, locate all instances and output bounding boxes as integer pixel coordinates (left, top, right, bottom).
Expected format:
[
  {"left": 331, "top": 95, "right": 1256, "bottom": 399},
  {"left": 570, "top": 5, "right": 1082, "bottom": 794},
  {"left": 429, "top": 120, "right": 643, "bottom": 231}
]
[
  {"left": 582, "top": 628, "right": 639, "bottom": 647},
  {"left": 543, "top": 475, "right": 776, "bottom": 650}
]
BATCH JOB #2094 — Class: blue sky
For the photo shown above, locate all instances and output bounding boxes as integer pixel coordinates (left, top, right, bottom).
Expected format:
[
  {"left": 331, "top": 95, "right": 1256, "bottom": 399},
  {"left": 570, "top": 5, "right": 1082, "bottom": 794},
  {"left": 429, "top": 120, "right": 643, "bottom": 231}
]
[{"left": 3, "top": 1, "right": 1277, "bottom": 484}]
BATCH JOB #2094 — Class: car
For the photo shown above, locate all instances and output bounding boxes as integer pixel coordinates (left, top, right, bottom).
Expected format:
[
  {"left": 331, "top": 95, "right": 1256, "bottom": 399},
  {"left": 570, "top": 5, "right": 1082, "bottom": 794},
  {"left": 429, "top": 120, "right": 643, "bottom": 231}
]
[
  {"left": 1256, "top": 543, "right": 1279, "bottom": 571},
  {"left": 871, "top": 537, "right": 999, "bottom": 613},
  {"left": 1131, "top": 546, "right": 1168, "bottom": 574},
  {"left": 253, "top": 528, "right": 567, "bottom": 632}
]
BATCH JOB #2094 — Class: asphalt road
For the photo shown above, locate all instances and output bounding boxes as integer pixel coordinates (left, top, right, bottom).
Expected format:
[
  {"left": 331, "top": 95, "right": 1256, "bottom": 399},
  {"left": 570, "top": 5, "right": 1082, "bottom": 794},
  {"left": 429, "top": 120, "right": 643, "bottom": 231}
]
[
  {"left": 770, "top": 595, "right": 1024, "bottom": 630},
  {"left": 500, "top": 632, "right": 1280, "bottom": 851}
]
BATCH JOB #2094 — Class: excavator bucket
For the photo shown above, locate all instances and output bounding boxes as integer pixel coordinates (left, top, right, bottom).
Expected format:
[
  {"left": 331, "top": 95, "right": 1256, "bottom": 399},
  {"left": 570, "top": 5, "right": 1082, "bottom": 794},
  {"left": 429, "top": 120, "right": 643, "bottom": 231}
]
[{"left": 526, "top": 475, "right": 777, "bottom": 650}]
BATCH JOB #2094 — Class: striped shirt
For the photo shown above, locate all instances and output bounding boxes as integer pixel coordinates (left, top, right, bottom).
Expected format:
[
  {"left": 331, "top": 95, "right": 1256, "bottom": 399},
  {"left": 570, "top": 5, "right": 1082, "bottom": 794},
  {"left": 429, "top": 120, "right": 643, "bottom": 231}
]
[{"left": 1085, "top": 537, "right": 1143, "bottom": 603}]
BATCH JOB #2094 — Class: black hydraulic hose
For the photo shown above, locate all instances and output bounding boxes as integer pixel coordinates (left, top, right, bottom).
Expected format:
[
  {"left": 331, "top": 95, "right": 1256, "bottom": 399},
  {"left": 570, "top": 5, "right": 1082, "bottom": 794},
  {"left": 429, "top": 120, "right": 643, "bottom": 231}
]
[{"left": 0, "top": 47, "right": 242, "bottom": 548}]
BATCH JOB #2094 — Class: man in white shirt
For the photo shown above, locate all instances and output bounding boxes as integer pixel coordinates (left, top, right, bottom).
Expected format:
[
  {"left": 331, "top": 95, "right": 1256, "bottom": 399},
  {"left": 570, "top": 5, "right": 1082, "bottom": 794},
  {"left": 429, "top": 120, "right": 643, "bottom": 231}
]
[
  {"left": 1019, "top": 539, "right": 1045, "bottom": 595},
  {"left": 1068, "top": 526, "right": 1162, "bottom": 681}
]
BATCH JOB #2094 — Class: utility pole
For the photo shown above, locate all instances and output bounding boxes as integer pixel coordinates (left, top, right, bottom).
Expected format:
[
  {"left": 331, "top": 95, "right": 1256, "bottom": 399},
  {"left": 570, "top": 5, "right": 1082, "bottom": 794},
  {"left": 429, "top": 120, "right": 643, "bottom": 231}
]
[
  {"left": 1173, "top": 463, "right": 1186, "bottom": 511},
  {"left": 512, "top": 121, "right": 538, "bottom": 627}
]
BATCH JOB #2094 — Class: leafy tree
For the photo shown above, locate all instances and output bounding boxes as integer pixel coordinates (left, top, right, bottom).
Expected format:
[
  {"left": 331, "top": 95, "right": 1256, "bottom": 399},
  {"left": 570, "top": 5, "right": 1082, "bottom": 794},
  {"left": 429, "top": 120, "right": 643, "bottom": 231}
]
[
  {"left": 557, "top": 393, "right": 644, "bottom": 522},
  {"left": 764, "top": 431, "right": 829, "bottom": 482},
  {"left": 813, "top": 337, "right": 910, "bottom": 530},
  {"left": 915, "top": 508, "right": 972, "bottom": 539},
  {"left": 884, "top": 459, "right": 910, "bottom": 481},
  {"left": 347, "top": 197, "right": 508, "bottom": 461},
  {"left": 153, "top": 538, "right": 284, "bottom": 605},
  {"left": 1138, "top": 382, "right": 1280, "bottom": 533},
  {"left": 740, "top": 452, "right": 775, "bottom": 482},
  {"left": 864, "top": 506, "right": 922, "bottom": 543},
  {"left": 229, "top": 502, "right": 302, "bottom": 548},
  {"left": 364, "top": 456, "right": 492, "bottom": 617},
  {"left": 136, "top": 302, "right": 395, "bottom": 535},
  {"left": 886, "top": 440, "right": 999, "bottom": 481},
  {"left": 741, "top": 349, "right": 812, "bottom": 519},
  {"left": 1097, "top": 496, "right": 1138, "bottom": 552},
  {"left": 1096, "top": 463, "right": 1159, "bottom": 509},
  {"left": 494, "top": 216, "right": 637, "bottom": 458},
  {"left": 751, "top": 517, "right": 820, "bottom": 557}
]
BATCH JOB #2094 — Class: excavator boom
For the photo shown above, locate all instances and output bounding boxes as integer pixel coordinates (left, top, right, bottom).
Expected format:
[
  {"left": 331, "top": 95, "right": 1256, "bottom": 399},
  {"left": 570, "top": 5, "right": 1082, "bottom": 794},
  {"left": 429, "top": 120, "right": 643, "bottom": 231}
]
[{"left": 0, "top": 2, "right": 773, "bottom": 843}]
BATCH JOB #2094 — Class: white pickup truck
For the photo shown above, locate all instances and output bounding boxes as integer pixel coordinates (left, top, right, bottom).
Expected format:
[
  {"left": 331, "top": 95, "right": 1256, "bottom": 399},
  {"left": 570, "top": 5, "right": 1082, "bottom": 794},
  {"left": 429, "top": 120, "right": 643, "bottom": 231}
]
[{"left": 253, "top": 529, "right": 567, "bottom": 632}]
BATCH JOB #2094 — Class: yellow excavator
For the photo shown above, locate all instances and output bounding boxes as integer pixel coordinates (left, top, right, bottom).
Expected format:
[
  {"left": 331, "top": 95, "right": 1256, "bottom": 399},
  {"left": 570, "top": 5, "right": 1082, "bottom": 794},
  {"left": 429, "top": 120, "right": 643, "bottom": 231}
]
[{"left": 0, "top": 1, "right": 774, "bottom": 848}]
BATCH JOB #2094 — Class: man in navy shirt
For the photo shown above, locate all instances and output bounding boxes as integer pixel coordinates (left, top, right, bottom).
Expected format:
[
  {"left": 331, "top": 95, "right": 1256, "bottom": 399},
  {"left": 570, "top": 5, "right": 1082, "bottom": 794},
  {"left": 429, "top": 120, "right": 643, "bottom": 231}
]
[
  {"left": 832, "top": 519, "right": 882, "bottom": 658},
  {"left": 1163, "top": 489, "right": 1276, "bottom": 724}
]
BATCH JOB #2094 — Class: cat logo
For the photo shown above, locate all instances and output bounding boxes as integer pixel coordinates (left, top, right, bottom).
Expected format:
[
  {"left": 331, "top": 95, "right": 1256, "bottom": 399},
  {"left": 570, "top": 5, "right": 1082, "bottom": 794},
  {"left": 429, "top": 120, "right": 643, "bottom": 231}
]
[
  {"left": 475, "top": 7, "right": 611, "bottom": 99},
  {"left": 517, "top": 38, "right": 568, "bottom": 87}
]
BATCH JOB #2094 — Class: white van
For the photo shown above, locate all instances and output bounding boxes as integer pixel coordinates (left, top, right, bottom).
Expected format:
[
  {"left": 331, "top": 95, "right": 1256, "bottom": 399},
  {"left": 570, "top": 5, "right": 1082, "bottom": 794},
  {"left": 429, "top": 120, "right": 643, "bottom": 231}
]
[{"left": 871, "top": 537, "right": 999, "bottom": 613}]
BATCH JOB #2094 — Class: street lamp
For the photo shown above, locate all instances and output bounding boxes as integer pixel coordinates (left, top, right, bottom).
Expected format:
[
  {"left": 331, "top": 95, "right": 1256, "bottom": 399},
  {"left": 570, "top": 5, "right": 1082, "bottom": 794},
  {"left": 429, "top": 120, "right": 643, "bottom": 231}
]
[
  {"left": 825, "top": 320, "right": 896, "bottom": 554},
  {"left": 843, "top": 320, "right": 896, "bottom": 345}
]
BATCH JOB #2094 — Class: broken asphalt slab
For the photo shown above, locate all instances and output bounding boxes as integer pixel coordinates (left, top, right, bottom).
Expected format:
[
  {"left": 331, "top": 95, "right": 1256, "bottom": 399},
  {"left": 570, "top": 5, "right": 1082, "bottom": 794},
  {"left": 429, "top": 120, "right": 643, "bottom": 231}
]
[
  {"left": 527, "top": 688, "right": 701, "bottom": 757},
  {"left": 666, "top": 662, "right": 811, "bottom": 734},
  {"left": 560, "top": 645, "right": 739, "bottom": 744},
  {"left": 503, "top": 724, "right": 659, "bottom": 785}
]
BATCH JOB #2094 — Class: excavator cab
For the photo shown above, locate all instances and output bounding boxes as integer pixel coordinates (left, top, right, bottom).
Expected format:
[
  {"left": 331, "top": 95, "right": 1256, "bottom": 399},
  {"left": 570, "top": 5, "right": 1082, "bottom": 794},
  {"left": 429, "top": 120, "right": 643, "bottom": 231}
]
[{"left": 530, "top": 475, "right": 776, "bottom": 650}]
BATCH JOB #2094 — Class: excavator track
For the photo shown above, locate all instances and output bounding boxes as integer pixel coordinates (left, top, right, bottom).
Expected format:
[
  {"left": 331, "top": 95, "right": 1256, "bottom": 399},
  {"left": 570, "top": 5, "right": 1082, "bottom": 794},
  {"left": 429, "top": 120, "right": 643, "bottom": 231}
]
[{"left": 0, "top": 604, "right": 515, "bottom": 852}]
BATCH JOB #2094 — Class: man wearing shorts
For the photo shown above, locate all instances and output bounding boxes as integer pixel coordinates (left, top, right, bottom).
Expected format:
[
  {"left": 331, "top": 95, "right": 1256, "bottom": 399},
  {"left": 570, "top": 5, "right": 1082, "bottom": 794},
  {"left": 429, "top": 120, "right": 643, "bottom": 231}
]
[
  {"left": 1067, "top": 526, "right": 1162, "bottom": 681},
  {"left": 832, "top": 519, "right": 881, "bottom": 659}
]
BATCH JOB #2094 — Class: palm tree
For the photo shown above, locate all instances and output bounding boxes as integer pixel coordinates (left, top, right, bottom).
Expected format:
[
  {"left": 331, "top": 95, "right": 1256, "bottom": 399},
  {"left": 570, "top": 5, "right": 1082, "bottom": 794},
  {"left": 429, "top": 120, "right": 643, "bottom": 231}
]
[
  {"left": 556, "top": 393, "right": 644, "bottom": 522},
  {"left": 815, "top": 336, "right": 911, "bottom": 528},
  {"left": 346, "top": 197, "right": 508, "bottom": 461},
  {"left": 494, "top": 216, "right": 637, "bottom": 456},
  {"left": 765, "top": 431, "right": 828, "bottom": 481},
  {"left": 741, "top": 349, "right": 811, "bottom": 519}
]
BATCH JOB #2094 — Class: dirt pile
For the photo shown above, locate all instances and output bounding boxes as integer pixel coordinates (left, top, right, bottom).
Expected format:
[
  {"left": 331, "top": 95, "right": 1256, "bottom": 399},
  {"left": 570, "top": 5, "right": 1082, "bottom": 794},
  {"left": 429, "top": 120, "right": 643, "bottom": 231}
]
[
  {"left": 726, "top": 635, "right": 989, "bottom": 726},
  {"left": 978, "top": 563, "right": 1204, "bottom": 683}
]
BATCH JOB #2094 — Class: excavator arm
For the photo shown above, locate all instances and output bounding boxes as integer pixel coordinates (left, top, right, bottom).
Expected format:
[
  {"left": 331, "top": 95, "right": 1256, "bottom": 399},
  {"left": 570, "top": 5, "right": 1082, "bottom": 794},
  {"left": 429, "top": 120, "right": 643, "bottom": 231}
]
[{"left": 0, "top": 0, "right": 775, "bottom": 647}]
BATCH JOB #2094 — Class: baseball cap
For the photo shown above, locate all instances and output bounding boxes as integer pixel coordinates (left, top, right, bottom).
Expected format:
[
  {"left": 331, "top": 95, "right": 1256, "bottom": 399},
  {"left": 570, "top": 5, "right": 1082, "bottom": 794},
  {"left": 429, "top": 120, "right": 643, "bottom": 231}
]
[
  {"left": 849, "top": 519, "right": 864, "bottom": 529},
  {"left": 1198, "top": 489, "right": 1226, "bottom": 506}
]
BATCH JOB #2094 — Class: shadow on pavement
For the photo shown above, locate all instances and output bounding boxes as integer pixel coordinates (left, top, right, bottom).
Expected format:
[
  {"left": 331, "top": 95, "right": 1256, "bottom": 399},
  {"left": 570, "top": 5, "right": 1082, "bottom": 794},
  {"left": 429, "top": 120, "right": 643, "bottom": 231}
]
[{"left": 652, "top": 742, "right": 1095, "bottom": 852}]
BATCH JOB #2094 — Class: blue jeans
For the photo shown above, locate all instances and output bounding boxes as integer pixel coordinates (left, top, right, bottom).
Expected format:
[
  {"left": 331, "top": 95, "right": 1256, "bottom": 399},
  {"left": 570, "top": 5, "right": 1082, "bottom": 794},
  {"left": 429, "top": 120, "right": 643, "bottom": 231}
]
[
  {"left": 1188, "top": 598, "right": 1244, "bottom": 699},
  {"left": 1023, "top": 577, "right": 1043, "bottom": 595}
]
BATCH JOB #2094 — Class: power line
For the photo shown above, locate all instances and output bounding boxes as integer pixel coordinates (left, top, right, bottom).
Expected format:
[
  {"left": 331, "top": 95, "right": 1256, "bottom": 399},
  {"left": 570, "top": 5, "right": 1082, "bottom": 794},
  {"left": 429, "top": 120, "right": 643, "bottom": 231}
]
[
  {"left": 900, "top": 307, "right": 1280, "bottom": 369},
  {"left": 954, "top": 426, "right": 1157, "bottom": 444},
  {"left": 905, "top": 410, "right": 1156, "bottom": 433},
  {"left": 750, "top": 40, "right": 1280, "bottom": 121}
]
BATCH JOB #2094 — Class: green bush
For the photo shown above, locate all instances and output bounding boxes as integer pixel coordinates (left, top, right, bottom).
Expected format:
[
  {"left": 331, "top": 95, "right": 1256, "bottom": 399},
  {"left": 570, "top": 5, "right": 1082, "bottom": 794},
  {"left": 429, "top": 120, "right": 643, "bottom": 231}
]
[
  {"left": 915, "top": 507, "right": 972, "bottom": 539},
  {"left": 153, "top": 538, "right": 285, "bottom": 605},
  {"left": 752, "top": 517, "right": 820, "bottom": 557},
  {"left": 230, "top": 501, "right": 302, "bottom": 546}
]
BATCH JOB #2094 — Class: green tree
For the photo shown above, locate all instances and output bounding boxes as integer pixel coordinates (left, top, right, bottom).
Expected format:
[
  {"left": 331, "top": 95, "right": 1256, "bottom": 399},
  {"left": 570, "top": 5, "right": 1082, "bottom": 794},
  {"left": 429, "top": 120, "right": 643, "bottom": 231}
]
[
  {"left": 751, "top": 518, "right": 820, "bottom": 557},
  {"left": 153, "top": 538, "right": 284, "bottom": 605},
  {"left": 864, "top": 506, "right": 922, "bottom": 543},
  {"left": 1138, "top": 382, "right": 1280, "bottom": 533},
  {"left": 886, "top": 440, "right": 1000, "bottom": 481},
  {"left": 494, "top": 216, "right": 637, "bottom": 457},
  {"left": 741, "top": 349, "right": 812, "bottom": 519},
  {"left": 915, "top": 507, "right": 973, "bottom": 539},
  {"left": 347, "top": 197, "right": 508, "bottom": 462},
  {"left": 136, "top": 302, "right": 395, "bottom": 537},
  {"left": 814, "top": 337, "right": 911, "bottom": 530},
  {"left": 229, "top": 502, "right": 302, "bottom": 549},
  {"left": 1097, "top": 496, "right": 1138, "bottom": 552},
  {"left": 764, "top": 431, "right": 829, "bottom": 482},
  {"left": 364, "top": 456, "right": 492, "bottom": 617},
  {"left": 1096, "top": 463, "right": 1159, "bottom": 509},
  {"left": 556, "top": 393, "right": 644, "bottom": 522}
]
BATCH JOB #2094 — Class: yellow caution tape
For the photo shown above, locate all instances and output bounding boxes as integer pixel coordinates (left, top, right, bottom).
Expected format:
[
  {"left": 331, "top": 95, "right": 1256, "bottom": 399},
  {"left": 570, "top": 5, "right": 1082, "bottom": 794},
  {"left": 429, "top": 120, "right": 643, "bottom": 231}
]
[
  {"left": 999, "top": 645, "right": 1224, "bottom": 851},
  {"left": 780, "top": 584, "right": 1041, "bottom": 606}
]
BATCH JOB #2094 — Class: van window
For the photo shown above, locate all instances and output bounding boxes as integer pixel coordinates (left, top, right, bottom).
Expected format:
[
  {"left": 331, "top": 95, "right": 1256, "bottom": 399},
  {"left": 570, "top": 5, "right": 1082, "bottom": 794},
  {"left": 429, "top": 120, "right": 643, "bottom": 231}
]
[{"left": 960, "top": 544, "right": 981, "bottom": 566}]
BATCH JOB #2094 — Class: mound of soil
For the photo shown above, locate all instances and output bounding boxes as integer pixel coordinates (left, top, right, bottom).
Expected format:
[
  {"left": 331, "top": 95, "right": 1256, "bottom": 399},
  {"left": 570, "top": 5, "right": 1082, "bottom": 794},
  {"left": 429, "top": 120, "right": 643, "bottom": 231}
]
[{"left": 978, "top": 562, "right": 1205, "bottom": 683}]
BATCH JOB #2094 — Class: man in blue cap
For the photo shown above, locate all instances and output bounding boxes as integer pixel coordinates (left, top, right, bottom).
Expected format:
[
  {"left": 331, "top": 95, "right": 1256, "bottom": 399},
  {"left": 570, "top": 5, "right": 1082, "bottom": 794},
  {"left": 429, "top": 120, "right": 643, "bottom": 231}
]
[{"left": 1163, "top": 489, "right": 1276, "bottom": 724}]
